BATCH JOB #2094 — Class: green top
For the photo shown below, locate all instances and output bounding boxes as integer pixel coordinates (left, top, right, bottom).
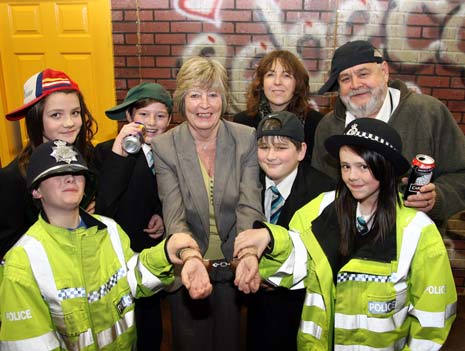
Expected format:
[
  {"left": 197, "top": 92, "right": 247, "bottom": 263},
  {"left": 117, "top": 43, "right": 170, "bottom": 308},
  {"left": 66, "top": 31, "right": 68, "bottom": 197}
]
[{"left": 199, "top": 160, "right": 223, "bottom": 260}]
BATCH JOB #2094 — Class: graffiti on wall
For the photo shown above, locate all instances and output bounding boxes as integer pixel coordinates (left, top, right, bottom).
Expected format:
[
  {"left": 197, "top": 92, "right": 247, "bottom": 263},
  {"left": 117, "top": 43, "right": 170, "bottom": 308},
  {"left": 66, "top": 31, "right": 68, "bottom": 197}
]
[
  {"left": 174, "top": 0, "right": 224, "bottom": 27},
  {"left": 173, "top": 0, "right": 464, "bottom": 111}
]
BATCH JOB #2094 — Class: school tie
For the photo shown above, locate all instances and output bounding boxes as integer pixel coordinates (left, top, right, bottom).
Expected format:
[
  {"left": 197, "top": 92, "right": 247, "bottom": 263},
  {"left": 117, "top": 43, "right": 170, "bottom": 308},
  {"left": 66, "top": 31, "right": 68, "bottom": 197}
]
[
  {"left": 270, "top": 186, "right": 284, "bottom": 224},
  {"left": 356, "top": 216, "right": 369, "bottom": 236},
  {"left": 146, "top": 150, "right": 155, "bottom": 175}
]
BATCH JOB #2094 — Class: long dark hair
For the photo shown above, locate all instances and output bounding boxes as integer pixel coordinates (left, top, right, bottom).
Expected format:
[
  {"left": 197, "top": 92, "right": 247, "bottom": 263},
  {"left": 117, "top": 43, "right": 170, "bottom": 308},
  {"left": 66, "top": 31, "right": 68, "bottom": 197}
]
[
  {"left": 18, "top": 90, "right": 97, "bottom": 177},
  {"left": 246, "top": 50, "right": 310, "bottom": 119},
  {"left": 335, "top": 146, "right": 401, "bottom": 256}
]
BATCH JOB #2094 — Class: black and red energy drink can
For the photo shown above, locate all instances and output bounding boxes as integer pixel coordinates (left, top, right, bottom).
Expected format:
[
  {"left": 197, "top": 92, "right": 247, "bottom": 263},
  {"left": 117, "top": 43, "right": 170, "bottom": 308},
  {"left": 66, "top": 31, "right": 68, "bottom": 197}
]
[{"left": 403, "top": 154, "right": 435, "bottom": 200}]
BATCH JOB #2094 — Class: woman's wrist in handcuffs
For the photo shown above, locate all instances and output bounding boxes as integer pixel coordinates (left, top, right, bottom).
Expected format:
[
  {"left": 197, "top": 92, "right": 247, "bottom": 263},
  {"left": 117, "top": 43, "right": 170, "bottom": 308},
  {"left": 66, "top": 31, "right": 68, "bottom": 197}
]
[
  {"left": 176, "top": 247, "right": 203, "bottom": 264},
  {"left": 236, "top": 246, "right": 259, "bottom": 261}
]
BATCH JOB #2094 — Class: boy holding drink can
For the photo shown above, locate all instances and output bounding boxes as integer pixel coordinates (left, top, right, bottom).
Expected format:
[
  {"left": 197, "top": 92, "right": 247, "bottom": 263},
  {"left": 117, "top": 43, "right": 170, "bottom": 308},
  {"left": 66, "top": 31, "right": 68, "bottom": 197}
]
[{"left": 94, "top": 82, "right": 172, "bottom": 351}]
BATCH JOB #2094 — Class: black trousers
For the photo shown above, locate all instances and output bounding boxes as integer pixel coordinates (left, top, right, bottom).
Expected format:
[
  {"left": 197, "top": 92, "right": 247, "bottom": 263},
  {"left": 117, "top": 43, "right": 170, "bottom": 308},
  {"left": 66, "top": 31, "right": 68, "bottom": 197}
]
[
  {"left": 246, "top": 287, "right": 306, "bottom": 351},
  {"left": 134, "top": 293, "right": 162, "bottom": 351},
  {"left": 167, "top": 265, "right": 242, "bottom": 351}
]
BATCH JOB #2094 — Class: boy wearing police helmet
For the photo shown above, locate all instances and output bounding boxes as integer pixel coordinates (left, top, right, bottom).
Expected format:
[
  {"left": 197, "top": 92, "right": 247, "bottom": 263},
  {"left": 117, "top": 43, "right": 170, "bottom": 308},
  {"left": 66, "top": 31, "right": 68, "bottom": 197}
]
[{"left": 0, "top": 140, "right": 211, "bottom": 350}]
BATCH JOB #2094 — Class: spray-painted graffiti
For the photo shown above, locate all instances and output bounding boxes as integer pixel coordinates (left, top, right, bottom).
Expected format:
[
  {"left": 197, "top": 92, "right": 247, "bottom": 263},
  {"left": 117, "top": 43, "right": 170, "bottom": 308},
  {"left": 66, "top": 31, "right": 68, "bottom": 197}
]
[
  {"left": 174, "top": 0, "right": 464, "bottom": 112},
  {"left": 174, "top": 0, "right": 223, "bottom": 27}
]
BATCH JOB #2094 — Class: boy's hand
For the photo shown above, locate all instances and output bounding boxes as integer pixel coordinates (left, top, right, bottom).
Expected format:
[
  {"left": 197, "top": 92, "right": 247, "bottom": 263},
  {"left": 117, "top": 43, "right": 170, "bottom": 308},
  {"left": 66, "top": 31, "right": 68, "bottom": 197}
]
[
  {"left": 112, "top": 122, "right": 145, "bottom": 157},
  {"left": 234, "top": 228, "right": 271, "bottom": 258},
  {"left": 234, "top": 255, "right": 260, "bottom": 294},
  {"left": 84, "top": 200, "right": 96, "bottom": 214},
  {"left": 166, "top": 233, "right": 200, "bottom": 265},
  {"left": 144, "top": 214, "right": 164, "bottom": 239}
]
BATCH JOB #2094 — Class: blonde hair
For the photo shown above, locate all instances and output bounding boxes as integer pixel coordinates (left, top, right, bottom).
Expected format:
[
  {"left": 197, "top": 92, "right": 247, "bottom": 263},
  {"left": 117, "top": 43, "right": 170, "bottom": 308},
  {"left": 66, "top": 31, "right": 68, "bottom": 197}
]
[{"left": 174, "top": 56, "right": 229, "bottom": 118}]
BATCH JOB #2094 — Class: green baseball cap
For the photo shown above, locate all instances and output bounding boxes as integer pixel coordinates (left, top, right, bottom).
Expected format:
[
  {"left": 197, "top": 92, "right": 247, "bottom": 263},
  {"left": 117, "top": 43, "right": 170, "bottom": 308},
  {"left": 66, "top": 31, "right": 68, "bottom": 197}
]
[{"left": 105, "top": 82, "right": 173, "bottom": 120}]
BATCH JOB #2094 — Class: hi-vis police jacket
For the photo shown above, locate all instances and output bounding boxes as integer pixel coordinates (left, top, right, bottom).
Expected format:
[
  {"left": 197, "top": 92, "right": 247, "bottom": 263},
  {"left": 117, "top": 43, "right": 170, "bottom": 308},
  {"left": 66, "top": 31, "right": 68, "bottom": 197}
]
[
  {"left": 0, "top": 211, "right": 174, "bottom": 351},
  {"left": 259, "top": 191, "right": 457, "bottom": 351}
]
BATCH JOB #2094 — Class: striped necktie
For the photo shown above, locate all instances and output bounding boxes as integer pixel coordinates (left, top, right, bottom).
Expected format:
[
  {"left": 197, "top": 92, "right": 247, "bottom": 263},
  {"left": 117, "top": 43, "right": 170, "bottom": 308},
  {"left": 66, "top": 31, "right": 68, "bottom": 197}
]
[
  {"left": 356, "top": 216, "right": 369, "bottom": 236},
  {"left": 270, "top": 186, "right": 284, "bottom": 224},
  {"left": 146, "top": 150, "right": 155, "bottom": 175}
]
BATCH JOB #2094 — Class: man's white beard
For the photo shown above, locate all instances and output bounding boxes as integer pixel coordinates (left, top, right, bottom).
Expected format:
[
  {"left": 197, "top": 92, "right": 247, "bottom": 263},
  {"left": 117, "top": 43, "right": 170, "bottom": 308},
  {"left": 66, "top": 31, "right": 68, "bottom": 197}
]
[{"left": 341, "top": 85, "right": 387, "bottom": 118}]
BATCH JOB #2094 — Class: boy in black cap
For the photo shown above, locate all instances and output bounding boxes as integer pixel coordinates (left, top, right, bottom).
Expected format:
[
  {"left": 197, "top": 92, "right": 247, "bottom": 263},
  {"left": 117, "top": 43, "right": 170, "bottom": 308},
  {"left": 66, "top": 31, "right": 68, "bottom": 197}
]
[
  {"left": 94, "top": 82, "right": 172, "bottom": 351},
  {"left": 246, "top": 111, "right": 334, "bottom": 351},
  {"left": 313, "top": 40, "right": 465, "bottom": 231},
  {"left": 0, "top": 140, "right": 210, "bottom": 350}
]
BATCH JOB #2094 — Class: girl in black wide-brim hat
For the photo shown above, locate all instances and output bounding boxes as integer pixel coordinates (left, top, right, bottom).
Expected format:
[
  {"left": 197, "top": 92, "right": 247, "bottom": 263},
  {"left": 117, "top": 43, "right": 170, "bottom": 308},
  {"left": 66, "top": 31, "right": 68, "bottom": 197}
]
[{"left": 234, "top": 117, "right": 457, "bottom": 351}]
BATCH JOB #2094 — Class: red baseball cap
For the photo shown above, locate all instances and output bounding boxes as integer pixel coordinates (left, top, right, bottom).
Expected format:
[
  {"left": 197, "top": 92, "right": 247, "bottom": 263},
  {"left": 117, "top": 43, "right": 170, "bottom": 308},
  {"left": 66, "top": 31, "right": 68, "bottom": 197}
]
[{"left": 6, "top": 68, "right": 80, "bottom": 121}]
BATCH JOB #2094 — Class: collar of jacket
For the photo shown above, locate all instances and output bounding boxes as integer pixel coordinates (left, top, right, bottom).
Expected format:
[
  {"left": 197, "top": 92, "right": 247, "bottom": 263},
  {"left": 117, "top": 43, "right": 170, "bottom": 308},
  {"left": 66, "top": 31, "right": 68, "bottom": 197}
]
[
  {"left": 333, "top": 80, "right": 413, "bottom": 121},
  {"left": 40, "top": 209, "right": 106, "bottom": 234},
  {"left": 311, "top": 202, "right": 397, "bottom": 281}
]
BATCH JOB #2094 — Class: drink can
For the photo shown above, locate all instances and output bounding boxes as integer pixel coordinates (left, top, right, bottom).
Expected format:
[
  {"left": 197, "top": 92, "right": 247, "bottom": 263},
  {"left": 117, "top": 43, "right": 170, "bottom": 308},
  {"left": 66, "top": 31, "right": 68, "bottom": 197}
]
[
  {"left": 122, "top": 122, "right": 144, "bottom": 154},
  {"left": 403, "top": 154, "right": 435, "bottom": 200}
]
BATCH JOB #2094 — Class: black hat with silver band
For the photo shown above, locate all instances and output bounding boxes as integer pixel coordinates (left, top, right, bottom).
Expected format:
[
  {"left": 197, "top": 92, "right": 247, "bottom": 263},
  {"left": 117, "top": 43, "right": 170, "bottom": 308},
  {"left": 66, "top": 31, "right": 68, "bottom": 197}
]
[
  {"left": 324, "top": 118, "right": 410, "bottom": 176},
  {"left": 27, "top": 140, "right": 89, "bottom": 190}
]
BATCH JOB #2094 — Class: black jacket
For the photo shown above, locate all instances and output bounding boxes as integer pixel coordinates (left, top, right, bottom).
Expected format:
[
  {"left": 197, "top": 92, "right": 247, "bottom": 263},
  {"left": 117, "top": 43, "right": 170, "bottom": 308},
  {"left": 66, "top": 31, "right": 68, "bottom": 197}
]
[
  {"left": 94, "top": 140, "right": 163, "bottom": 252},
  {"left": 0, "top": 158, "right": 34, "bottom": 258}
]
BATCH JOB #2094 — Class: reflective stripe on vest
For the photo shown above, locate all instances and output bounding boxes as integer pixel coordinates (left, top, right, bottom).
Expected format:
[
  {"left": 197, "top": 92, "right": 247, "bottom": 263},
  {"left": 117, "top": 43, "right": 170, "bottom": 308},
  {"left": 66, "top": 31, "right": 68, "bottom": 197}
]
[
  {"left": 97, "top": 309, "right": 134, "bottom": 348},
  {"left": 268, "top": 230, "right": 307, "bottom": 289},
  {"left": 129, "top": 254, "right": 164, "bottom": 294},
  {"left": 334, "top": 306, "right": 409, "bottom": 332},
  {"left": 267, "top": 192, "right": 335, "bottom": 290},
  {"left": 391, "top": 211, "right": 423, "bottom": 284},
  {"left": 304, "top": 292, "right": 326, "bottom": 311},
  {"left": 288, "top": 230, "right": 307, "bottom": 289},
  {"left": 318, "top": 191, "right": 336, "bottom": 215},
  {"left": 334, "top": 337, "right": 407, "bottom": 351},
  {"left": 0, "top": 330, "right": 61, "bottom": 351},
  {"left": 126, "top": 254, "right": 139, "bottom": 297},
  {"left": 21, "top": 235, "right": 95, "bottom": 349},
  {"left": 300, "top": 320, "right": 322, "bottom": 340},
  {"left": 100, "top": 216, "right": 164, "bottom": 294},
  {"left": 299, "top": 293, "right": 326, "bottom": 338},
  {"left": 408, "top": 301, "right": 457, "bottom": 328},
  {"left": 99, "top": 216, "right": 127, "bottom": 268},
  {"left": 87, "top": 267, "right": 127, "bottom": 303},
  {"left": 334, "top": 212, "right": 440, "bottom": 346},
  {"left": 408, "top": 337, "right": 442, "bottom": 351},
  {"left": 20, "top": 216, "right": 136, "bottom": 349},
  {"left": 299, "top": 192, "right": 336, "bottom": 340}
]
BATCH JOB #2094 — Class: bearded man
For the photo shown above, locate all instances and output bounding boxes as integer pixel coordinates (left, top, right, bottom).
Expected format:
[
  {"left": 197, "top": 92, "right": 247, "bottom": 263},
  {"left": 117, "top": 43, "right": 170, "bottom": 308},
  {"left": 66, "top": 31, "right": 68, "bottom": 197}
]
[{"left": 313, "top": 40, "right": 465, "bottom": 230}]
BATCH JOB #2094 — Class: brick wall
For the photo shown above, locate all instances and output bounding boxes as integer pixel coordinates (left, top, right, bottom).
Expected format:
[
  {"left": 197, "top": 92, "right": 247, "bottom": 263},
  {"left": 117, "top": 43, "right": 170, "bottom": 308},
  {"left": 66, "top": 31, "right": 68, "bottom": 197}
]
[
  {"left": 110, "top": 0, "right": 465, "bottom": 292},
  {"left": 446, "top": 211, "right": 465, "bottom": 295},
  {"left": 110, "top": 0, "right": 465, "bottom": 129}
]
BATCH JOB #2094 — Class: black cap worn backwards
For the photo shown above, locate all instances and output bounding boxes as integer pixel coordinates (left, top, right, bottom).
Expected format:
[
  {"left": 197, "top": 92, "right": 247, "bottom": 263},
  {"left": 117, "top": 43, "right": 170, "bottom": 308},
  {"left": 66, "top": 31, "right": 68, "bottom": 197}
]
[
  {"left": 318, "top": 40, "right": 384, "bottom": 94},
  {"left": 256, "top": 111, "right": 305, "bottom": 142}
]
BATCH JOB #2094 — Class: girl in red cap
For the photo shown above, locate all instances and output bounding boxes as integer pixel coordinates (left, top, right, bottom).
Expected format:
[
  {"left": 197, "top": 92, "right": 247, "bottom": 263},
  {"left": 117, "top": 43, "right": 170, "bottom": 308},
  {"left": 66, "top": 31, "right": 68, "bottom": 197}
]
[{"left": 0, "top": 68, "right": 97, "bottom": 261}]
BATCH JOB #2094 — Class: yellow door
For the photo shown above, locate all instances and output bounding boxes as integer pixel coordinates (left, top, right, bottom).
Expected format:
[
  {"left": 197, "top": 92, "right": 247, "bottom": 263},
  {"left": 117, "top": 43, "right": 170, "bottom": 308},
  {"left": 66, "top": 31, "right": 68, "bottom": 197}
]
[{"left": 0, "top": 0, "right": 117, "bottom": 166}]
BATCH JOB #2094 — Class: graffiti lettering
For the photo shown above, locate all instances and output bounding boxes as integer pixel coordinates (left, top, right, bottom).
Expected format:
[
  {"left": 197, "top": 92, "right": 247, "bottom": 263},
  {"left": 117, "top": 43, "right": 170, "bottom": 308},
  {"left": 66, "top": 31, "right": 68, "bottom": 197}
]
[{"left": 176, "top": 0, "right": 464, "bottom": 111}]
